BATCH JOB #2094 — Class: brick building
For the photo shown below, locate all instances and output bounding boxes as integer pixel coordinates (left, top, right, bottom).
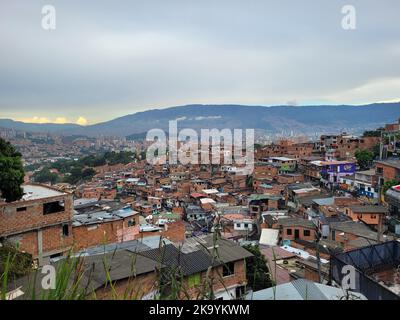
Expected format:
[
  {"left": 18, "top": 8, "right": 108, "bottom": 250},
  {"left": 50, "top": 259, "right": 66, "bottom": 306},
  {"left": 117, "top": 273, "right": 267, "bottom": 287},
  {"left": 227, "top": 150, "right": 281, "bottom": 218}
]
[
  {"left": 375, "top": 159, "right": 400, "bottom": 184},
  {"left": 344, "top": 205, "right": 387, "bottom": 229},
  {"left": 0, "top": 184, "right": 74, "bottom": 265}
]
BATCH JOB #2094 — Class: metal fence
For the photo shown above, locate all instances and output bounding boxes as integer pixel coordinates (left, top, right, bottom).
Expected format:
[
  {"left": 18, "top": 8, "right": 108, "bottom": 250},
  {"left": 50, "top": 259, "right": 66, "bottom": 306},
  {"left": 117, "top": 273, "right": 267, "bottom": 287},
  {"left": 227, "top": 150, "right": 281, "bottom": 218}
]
[{"left": 330, "top": 240, "right": 400, "bottom": 300}]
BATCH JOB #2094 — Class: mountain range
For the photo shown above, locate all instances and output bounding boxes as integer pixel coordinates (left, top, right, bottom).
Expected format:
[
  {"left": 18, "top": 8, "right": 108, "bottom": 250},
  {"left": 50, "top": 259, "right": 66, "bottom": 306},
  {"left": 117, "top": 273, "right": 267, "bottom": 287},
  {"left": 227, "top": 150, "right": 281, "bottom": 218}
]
[{"left": 1, "top": 102, "right": 400, "bottom": 138}]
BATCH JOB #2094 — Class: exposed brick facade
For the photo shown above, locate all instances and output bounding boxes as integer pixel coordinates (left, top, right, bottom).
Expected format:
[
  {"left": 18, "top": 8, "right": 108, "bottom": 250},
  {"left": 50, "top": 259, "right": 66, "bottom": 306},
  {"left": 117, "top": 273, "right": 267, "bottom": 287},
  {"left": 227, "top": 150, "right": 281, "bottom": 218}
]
[{"left": 0, "top": 186, "right": 74, "bottom": 263}]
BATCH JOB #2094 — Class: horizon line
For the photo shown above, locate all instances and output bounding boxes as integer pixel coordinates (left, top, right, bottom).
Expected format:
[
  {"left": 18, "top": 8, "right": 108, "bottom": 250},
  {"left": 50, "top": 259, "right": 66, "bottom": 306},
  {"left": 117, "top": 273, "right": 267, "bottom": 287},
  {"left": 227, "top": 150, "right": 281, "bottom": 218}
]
[{"left": 2, "top": 100, "right": 400, "bottom": 126}]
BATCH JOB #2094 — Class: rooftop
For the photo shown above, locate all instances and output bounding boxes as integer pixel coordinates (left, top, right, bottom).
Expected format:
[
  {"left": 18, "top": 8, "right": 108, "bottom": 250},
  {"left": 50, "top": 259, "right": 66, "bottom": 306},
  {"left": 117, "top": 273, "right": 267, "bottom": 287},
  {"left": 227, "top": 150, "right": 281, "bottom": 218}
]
[
  {"left": 330, "top": 221, "right": 381, "bottom": 240},
  {"left": 21, "top": 184, "right": 66, "bottom": 201},
  {"left": 349, "top": 205, "right": 388, "bottom": 214},
  {"left": 269, "top": 156, "right": 296, "bottom": 161},
  {"left": 279, "top": 217, "right": 316, "bottom": 229},
  {"left": 72, "top": 206, "right": 138, "bottom": 226},
  {"left": 376, "top": 159, "right": 400, "bottom": 170},
  {"left": 247, "top": 279, "right": 366, "bottom": 300}
]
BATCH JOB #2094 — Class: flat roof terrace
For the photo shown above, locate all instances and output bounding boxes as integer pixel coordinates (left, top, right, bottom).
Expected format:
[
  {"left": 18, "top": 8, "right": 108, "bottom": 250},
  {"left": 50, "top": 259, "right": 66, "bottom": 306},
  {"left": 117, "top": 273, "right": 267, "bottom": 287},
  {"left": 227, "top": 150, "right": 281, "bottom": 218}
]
[{"left": 22, "top": 184, "right": 66, "bottom": 201}]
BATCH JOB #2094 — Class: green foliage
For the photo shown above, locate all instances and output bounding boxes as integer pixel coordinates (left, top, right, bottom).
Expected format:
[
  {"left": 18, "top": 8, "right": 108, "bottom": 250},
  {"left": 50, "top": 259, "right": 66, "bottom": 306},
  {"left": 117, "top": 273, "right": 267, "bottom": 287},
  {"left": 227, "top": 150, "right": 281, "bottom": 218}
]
[
  {"left": 39, "top": 251, "right": 88, "bottom": 300},
  {"left": 372, "top": 144, "right": 380, "bottom": 158},
  {"left": 242, "top": 245, "right": 272, "bottom": 292},
  {"left": 246, "top": 175, "right": 254, "bottom": 188},
  {"left": 51, "top": 151, "right": 135, "bottom": 174},
  {"left": 82, "top": 168, "right": 96, "bottom": 179},
  {"left": 32, "top": 168, "right": 59, "bottom": 185},
  {"left": 63, "top": 166, "right": 95, "bottom": 185},
  {"left": 0, "top": 138, "right": 25, "bottom": 202},
  {"left": 383, "top": 179, "right": 400, "bottom": 194},
  {"left": 363, "top": 130, "right": 382, "bottom": 137},
  {"left": 355, "top": 149, "right": 375, "bottom": 170},
  {"left": 46, "top": 151, "right": 135, "bottom": 185},
  {"left": 0, "top": 245, "right": 32, "bottom": 279}
]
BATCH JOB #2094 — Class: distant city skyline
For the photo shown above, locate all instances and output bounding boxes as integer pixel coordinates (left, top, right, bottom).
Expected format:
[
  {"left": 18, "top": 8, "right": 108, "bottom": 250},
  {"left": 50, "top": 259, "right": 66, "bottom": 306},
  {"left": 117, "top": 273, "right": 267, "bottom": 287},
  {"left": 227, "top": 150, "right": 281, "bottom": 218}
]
[{"left": 1, "top": 1, "right": 400, "bottom": 125}]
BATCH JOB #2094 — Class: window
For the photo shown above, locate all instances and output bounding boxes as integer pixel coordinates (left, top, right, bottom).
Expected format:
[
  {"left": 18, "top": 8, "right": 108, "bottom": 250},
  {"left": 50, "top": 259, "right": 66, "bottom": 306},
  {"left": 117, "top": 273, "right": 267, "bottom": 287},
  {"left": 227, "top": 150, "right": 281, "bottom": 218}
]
[
  {"left": 371, "top": 215, "right": 377, "bottom": 219},
  {"left": 17, "top": 207, "right": 27, "bottom": 212},
  {"left": 236, "top": 223, "right": 241, "bottom": 228},
  {"left": 244, "top": 223, "right": 249, "bottom": 228},
  {"left": 222, "top": 262, "right": 235, "bottom": 277},
  {"left": 304, "top": 230, "right": 311, "bottom": 237},
  {"left": 128, "top": 219, "right": 136, "bottom": 227},
  {"left": 286, "top": 228, "right": 293, "bottom": 235},
  {"left": 188, "top": 273, "right": 201, "bottom": 288},
  {"left": 43, "top": 201, "right": 64, "bottom": 215},
  {"left": 62, "top": 224, "right": 69, "bottom": 237}
]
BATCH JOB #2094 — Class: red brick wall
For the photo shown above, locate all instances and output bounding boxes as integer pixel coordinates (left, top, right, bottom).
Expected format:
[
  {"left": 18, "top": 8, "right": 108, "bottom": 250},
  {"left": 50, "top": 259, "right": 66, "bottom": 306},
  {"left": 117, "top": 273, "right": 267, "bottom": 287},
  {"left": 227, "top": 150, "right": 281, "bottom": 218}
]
[
  {"left": 72, "top": 214, "right": 140, "bottom": 251},
  {"left": 162, "top": 221, "right": 186, "bottom": 243},
  {"left": 7, "top": 225, "right": 73, "bottom": 257},
  {"left": 281, "top": 226, "right": 316, "bottom": 241},
  {"left": 183, "top": 260, "right": 247, "bottom": 299},
  {"left": 94, "top": 272, "right": 158, "bottom": 300},
  {"left": 42, "top": 225, "right": 73, "bottom": 252},
  {"left": 0, "top": 193, "right": 73, "bottom": 236},
  {"left": 72, "top": 221, "right": 122, "bottom": 251},
  {"left": 376, "top": 163, "right": 400, "bottom": 181}
]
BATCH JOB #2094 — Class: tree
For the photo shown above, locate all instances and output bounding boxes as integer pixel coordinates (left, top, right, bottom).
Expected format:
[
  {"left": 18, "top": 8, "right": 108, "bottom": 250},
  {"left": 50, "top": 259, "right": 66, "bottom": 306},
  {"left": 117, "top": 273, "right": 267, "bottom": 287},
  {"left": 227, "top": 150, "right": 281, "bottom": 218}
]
[
  {"left": 246, "top": 175, "right": 254, "bottom": 189},
  {"left": 355, "top": 149, "right": 374, "bottom": 170},
  {"left": 363, "top": 130, "right": 382, "bottom": 137},
  {"left": 64, "top": 167, "right": 96, "bottom": 185},
  {"left": 33, "top": 168, "right": 59, "bottom": 184},
  {"left": 372, "top": 144, "right": 380, "bottom": 159},
  {"left": 82, "top": 168, "right": 96, "bottom": 180},
  {"left": 0, "top": 138, "right": 25, "bottom": 202},
  {"left": 242, "top": 245, "right": 273, "bottom": 292},
  {"left": 383, "top": 179, "right": 400, "bottom": 194}
]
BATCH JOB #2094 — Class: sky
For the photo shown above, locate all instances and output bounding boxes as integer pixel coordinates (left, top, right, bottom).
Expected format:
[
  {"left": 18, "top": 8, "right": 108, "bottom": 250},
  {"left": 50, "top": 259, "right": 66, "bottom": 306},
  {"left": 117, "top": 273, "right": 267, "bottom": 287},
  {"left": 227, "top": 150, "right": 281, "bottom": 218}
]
[{"left": 0, "top": 0, "right": 399, "bottom": 125}]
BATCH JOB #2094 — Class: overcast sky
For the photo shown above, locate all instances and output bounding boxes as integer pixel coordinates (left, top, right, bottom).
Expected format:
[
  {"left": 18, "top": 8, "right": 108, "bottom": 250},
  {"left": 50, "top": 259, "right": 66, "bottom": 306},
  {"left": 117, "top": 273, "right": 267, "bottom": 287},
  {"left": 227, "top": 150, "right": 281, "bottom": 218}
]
[{"left": 0, "top": 0, "right": 399, "bottom": 125}]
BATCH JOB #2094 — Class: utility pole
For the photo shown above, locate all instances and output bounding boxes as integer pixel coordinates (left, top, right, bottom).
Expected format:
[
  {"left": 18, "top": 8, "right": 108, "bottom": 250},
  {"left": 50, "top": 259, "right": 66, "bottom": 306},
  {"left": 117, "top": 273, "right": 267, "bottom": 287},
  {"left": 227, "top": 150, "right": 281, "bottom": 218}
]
[{"left": 315, "top": 227, "right": 322, "bottom": 283}]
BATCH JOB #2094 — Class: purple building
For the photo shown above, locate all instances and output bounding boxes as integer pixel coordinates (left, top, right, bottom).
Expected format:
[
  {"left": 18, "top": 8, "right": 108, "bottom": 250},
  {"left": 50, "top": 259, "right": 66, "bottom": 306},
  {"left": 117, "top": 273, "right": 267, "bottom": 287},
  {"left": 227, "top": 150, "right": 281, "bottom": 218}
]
[{"left": 311, "top": 160, "right": 356, "bottom": 187}]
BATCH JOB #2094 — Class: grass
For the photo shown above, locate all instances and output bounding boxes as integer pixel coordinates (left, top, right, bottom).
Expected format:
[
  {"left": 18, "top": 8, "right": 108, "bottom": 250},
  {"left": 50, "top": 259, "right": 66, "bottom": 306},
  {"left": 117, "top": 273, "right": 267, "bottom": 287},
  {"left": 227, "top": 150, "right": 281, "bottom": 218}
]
[{"left": 0, "top": 233, "right": 257, "bottom": 301}]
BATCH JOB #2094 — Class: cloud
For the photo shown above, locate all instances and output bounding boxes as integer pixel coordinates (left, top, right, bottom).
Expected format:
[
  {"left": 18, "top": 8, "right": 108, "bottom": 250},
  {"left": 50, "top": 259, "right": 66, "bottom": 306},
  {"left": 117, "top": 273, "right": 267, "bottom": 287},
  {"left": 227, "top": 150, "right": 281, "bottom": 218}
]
[
  {"left": 20, "top": 117, "right": 51, "bottom": 124},
  {"left": 76, "top": 117, "right": 88, "bottom": 126},
  {"left": 324, "top": 77, "right": 400, "bottom": 105},
  {"left": 175, "top": 117, "right": 187, "bottom": 122},
  {"left": 0, "top": 1, "right": 399, "bottom": 123},
  {"left": 193, "top": 116, "right": 222, "bottom": 121},
  {"left": 54, "top": 117, "right": 68, "bottom": 124}
]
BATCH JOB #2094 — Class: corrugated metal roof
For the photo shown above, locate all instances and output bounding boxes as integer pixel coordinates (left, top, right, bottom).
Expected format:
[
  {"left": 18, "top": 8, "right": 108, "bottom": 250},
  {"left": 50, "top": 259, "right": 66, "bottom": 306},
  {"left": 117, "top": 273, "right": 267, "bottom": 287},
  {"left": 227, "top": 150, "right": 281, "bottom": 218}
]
[
  {"left": 292, "top": 279, "right": 327, "bottom": 300},
  {"left": 137, "top": 235, "right": 253, "bottom": 276}
]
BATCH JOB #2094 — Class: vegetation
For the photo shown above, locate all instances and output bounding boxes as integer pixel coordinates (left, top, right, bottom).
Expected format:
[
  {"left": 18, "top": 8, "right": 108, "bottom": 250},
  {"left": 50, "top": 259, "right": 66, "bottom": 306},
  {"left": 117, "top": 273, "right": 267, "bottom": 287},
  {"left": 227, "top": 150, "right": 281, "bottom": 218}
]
[
  {"left": 383, "top": 179, "right": 400, "bottom": 193},
  {"left": 363, "top": 130, "right": 382, "bottom": 137},
  {"left": 242, "top": 245, "right": 273, "bottom": 292},
  {"left": 0, "top": 138, "right": 25, "bottom": 202},
  {"left": 0, "top": 241, "right": 242, "bottom": 301},
  {"left": 63, "top": 167, "right": 96, "bottom": 185},
  {"left": 372, "top": 144, "right": 380, "bottom": 158},
  {"left": 0, "top": 244, "right": 32, "bottom": 281},
  {"left": 32, "top": 168, "right": 59, "bottom": 185},
  {"left": 355, "top": 149, "right": 375, "bottom": 170},
  {"left": 28, "top": 151, "right": 136, "bottom": 186},
  {"left": 246, "top": 175, "right": 253, "bottom": 189},
  {"left": 50, "top": 151, "right": 136, "bottom": 174}
]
